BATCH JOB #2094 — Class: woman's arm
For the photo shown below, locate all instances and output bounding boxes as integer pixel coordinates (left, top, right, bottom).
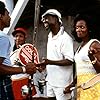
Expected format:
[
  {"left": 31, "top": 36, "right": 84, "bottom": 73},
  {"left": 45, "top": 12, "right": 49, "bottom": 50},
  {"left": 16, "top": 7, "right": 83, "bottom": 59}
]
[
  {"left": 88, "top": 41, "right": 100, "bottom": 73},
  {"left": 63, "top": 76, "right": 77, "bottom": 94}
]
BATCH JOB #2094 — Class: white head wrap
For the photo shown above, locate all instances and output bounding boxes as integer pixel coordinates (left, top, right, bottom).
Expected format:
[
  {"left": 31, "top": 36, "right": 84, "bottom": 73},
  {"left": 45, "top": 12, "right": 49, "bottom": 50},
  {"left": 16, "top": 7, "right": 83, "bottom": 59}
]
[{"left": 42, "top": 9, "right": 62, "bottom": 24}]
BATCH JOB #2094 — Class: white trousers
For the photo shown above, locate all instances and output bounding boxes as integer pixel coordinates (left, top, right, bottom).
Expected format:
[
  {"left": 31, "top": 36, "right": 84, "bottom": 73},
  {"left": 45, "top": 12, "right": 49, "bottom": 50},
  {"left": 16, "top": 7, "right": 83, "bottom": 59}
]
[{"left": 47, "top": 82, "right": 71, "bottom": 100}]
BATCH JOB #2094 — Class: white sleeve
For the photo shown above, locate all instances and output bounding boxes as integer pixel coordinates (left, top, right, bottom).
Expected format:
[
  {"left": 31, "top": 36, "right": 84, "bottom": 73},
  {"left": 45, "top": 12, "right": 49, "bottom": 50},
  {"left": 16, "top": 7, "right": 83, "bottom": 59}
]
[{"left": 61, "top": 33, "right": 74, "bottom": 62}]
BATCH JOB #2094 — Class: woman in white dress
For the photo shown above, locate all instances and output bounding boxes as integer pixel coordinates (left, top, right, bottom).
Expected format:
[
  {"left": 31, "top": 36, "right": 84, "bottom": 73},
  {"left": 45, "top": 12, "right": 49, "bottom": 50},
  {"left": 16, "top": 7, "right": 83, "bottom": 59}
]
[{"left": 64, "top": 14, "right": 100, "bottom": 100}]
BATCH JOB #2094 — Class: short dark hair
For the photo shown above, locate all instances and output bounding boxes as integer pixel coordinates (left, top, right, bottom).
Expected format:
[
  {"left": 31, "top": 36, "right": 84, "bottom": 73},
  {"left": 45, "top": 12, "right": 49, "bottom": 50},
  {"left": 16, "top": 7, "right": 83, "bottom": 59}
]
[
  {"left": 0, "top": 1, "right": 6, "bottom": 15},
  {"left": 72, "top": 14, "right": 100, "bottom": 42}
]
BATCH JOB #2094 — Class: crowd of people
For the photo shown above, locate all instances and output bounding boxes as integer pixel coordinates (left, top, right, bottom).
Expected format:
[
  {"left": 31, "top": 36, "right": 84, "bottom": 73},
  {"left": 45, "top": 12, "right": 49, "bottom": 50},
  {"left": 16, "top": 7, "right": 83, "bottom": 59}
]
[{"left": 0, "top": 1, "right": 100, "bottom": 100}]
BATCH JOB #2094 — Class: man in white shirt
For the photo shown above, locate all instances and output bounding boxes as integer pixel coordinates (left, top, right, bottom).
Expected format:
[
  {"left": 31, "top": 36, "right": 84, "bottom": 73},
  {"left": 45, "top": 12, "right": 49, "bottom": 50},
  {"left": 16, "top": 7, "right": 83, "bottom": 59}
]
[{"left": 39, "top": 9, "right": 74, "bottom": 100}]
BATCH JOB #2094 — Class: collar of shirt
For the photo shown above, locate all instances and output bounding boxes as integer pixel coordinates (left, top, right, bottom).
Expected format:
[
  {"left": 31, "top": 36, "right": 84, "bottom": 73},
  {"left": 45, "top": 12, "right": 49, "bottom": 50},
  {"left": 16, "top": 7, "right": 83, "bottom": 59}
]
[
  {"left": 48, "top": 26, "right": 64, "bottom": 40},
  {"left": 0, "top": 30, "right": 8, "bottom": 37}
]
